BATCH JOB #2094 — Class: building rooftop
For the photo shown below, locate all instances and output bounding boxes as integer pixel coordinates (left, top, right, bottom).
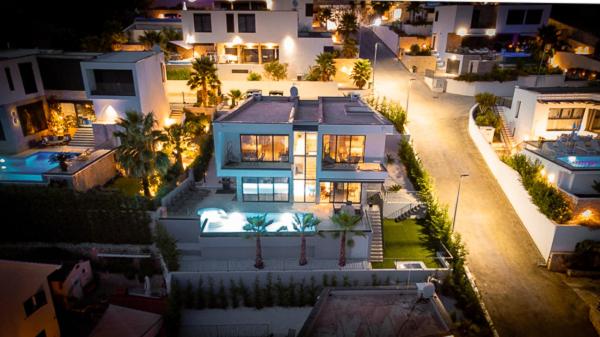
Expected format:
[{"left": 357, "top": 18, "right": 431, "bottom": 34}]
[
  {"left": 216, "top": 95, "right": 392, "bottom": 126},
  {"left": 0, "top": 49, "right": 40, "bottom": 60},
  {"left": 89, "top": 51, "right": 158, "bottom": 63},
  {"left": 523, "top": 86, "right": 600, "bottom": 95},
  {"left": 88, "top": 304, "right": 162, "bottom": 337},
  {"left": 298, "top": 288, "right": 452, "bottom": 337}
]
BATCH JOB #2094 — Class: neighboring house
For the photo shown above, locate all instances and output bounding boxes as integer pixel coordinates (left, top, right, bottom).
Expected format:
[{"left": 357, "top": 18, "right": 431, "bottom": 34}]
[
  {"left": 432, "top": 4, "right": 551, "bottom": 70},
  {"left": 80, "top": 50, "right": 170, "bottom": 147},
  {"left": 48, "top": 261, "right": 94, "bottom": 304},
  {"left": 0, "top": 260, "right": 61, "bottom": 337},
  {"left": 123, "top": 17, "right": 183, "bottom": 45},
  {"left": 180, "top": 0, "right": 334, "bottom": 79},
  {"left": 548, "top": 18, "right": 599, "bottom": 56},
  {"left": 213, "top": 94, "right": 394, "bottom": 205}
]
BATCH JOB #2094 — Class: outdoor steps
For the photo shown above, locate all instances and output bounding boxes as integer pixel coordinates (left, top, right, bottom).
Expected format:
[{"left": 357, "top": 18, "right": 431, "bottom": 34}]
[
  {"left": 169, "top": 110, "right": 184, "bottom": 124},
  {"left": 367, "top": 208, "right": 384, "bottom": 263},
  {"left": 494, "top": 106, "right": 515, "bottom": 152},
  {"left": 394, "top": 203, "right": 425, "bottom": 222},
  {"left": 69, "top": 127, "right": 95, "bottom": 147}
]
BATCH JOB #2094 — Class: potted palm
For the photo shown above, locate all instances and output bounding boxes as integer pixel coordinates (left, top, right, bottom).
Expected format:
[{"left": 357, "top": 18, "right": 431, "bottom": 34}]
[
  {"left": 330, "top": 213, "right": 364, "bottom": 267},
  {"left": 292, "top": 213, "right": 321, "bottom": 266},
  {"left": 48, "top": 152, "right": 75, "bottom": 172},
  {"left": 243, "top": 214, "right": 285, "bottom": 269}
]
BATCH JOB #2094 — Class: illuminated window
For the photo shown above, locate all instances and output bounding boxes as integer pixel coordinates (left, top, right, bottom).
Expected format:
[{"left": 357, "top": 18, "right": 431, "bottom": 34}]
[
  {"left": 587, "top": 109, "right": 600, "bottom": 132},
  {"left": 243, "top": 177, "right": 289, "bottom": 202},
  {"left": 319, "top": 182, "right": 361, "bottom": 204},
  {"left": 322, "top": 134, "right": 365, "bottom": 164},
  {"left": 547, "top": 108, "right": 585, "bottom": 131},
  {"left": 240, "top": 135, "right": 289, "bottom": 162}
]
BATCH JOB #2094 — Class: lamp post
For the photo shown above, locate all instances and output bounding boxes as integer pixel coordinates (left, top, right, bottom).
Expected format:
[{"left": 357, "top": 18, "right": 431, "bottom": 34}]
[
  {"left": 451, "top": 173, "right": 469, "bottom": 233},
  {"left": 372, "top": 42, "right": 379, "bottom": 92},
  {"left": 405, "top": 78, "right": 416, "bottom": 118}
]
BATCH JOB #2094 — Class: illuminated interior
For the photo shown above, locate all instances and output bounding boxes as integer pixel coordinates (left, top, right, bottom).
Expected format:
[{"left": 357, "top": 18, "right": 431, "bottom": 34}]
[
  {"left": 242, "top": 177, "right": 289, "bottom": 201},
  {"left": 293, "top": 131, "right": 317, "bottom": 202},
  {"left": 240, "top": 135, "right": 289, "bottom": 162},
  {"left": 322, "top": 135, "right": 365, "bottom": 164},
  {"left": 217, "top": 43, "right": 279, "bottom": 64},
  {"left": 319, "top": 182, "right": 361, "bottom": 204}
]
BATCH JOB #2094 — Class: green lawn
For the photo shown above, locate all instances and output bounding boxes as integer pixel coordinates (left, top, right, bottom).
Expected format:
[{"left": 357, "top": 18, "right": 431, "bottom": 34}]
[{"left": 371, "top": 218, "right": 438, "bottom": 269}]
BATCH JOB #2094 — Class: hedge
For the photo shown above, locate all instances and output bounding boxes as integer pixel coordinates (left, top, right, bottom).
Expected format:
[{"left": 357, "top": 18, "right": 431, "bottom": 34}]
[
  {"left": 0, "top": 185, "right": 152, "bottom": 244},
  {"left": 154, "top": 223, "right": 180, "bottom": 271},
  {"left": 190, "top": 133, "right": 214, "bottom": 182},
  {"left": 502, "top": 154, "right": 572, "bottom": 223}
]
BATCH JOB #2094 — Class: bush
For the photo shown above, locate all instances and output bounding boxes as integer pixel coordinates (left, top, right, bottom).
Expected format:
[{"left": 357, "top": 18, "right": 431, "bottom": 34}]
[
  {"left": 247, "top": 72, "right": 262, "bottom": 81},
  {"left": 569, "top": 240, "right": 600, "bottom": 271},
  {"left": 407, "top": 44, "right": 432, "bottom": 56},
  {"left": 190, "top": 134, "right": 214, "bottom": 182},
  {"left": 0, "top": 185, "right": 152, "bottom": 244},
  {"left": 154, "top": 223, "right": 180, "bottom": 271},
  {"left": 263, "top": 60, "right": 288, "bottom": 81},
  {"left": 365, "top": 96, "right": 407, "bottom": 133},
  {"left": 502, "top": 154, "right": 573, "bottom": 223},
  {"left": 166, "top": 67, "right": 191, "bottom": 80}
]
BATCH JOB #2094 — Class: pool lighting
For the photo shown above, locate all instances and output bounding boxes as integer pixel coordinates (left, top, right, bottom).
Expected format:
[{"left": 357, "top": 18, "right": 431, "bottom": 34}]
[
  {"left": 1, "top": 166, "right": 6, "bottom": 170},
  {"left": 0, "top": 158, "right": 4, "bottom": 163},
  {"left": 568, "top": 156, "right": 577, "bottom": 163}
]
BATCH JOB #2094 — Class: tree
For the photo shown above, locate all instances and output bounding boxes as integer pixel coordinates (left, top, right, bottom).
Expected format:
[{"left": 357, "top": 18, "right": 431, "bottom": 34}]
[
  {"left": 243, "top": 214, "right": 285, "bottom": 269},
  {"left": 187, "top": 57, "right": 221, "bottom": 107},
  {"left": 337, "top": 12, "right": 358, "bottom": 40},
  {"left": 371, "top": 1, "right": 391, "bottom": 16},
  {"left": 263, "top": 60, "right": 288, "bottom": 81},
  {"left": 350, "top": 59, "right": 372, "bottom": 89},
  {"left": 48, "top": 152, "right": 76, "bottom": 172},
  {"left": 330, "top": 213, "right": 364, "bottom": 267},
  {"left": 292, "top": 213, "right": 321, "bottom": 265},
  {"left": 407, "top": 2, "right": 423, "bottom": 23},
  {"left": 138, "top": 30, "right": 163, "bottom": 50},
  {"left": 227, "top": 89, "right": 243, "bottom": 108},
  {"left": 313, "top": 52, "right": 337, "bottom": 81},
  {"left": 113, "top": 111, "right": 169, "bottom": 197},
  {"left": 163, "top": 124, "right": 187, "bottom": 171},
  {"left": 341, "top": 38, "right": 358, "bottom": 58},
  {"left": 316, "top": 7, "right": 333, "bottom": 26}
]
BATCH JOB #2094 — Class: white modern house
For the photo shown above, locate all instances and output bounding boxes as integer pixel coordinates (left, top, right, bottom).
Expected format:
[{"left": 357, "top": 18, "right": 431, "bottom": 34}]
[
  {"left": 213, "top": 94, "right": 394, "bottom": 205},
  {"left": 431, "top": 3, "right": 551, "bottom": 72},
  {"left": 80, "top": 50, "right": 171, "bottom": 147},
  {"left": 179, "top": 0, "right": 334, "bottom": 79}
]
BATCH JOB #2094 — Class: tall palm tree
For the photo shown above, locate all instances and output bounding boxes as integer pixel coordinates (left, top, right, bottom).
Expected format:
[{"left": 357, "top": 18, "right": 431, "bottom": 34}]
[
  {"left": 337, "top": 12, "right": 358, "bottom": 39},
  {"left": 341, "top": 38, "right": 358, "bottom": 58},
  {"left": 292, "top": 213, "right": 321, "bottom": 265},
  {"left": 163, "top": 124, "right": 187, "bottom": 171},
  {"left": 330, "top": 213, "right": 364, "bottom": 267},
  {"left": 227, "top": 89, "right": 243, "bottom": 108},
  {"left": 314, "top": 52, "right": 337, "bottom": 81},
  {"left": 138, "top": 30, "right": 163, "bottom": 50},
  {"left": 187, "top": 57, "right": 220, "bottom": 107},
  {"left": 113, "top": 111, "right": 169, "bottom": 197},
  {"left": 350, "top": 59, "right": 372, "bottom": 89},
  {"left": 243, "top": 214, "right": 285, "bottom": 269}
]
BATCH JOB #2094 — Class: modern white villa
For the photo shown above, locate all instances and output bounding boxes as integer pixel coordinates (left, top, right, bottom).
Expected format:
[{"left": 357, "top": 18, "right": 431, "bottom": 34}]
[
  {"left": 432, "top": 3, "right": 551, "bottom": 73},
  {"left": 213, "top": 93, "right": 394, "bottom": 205},
  {"left": 178, "top": 0, "right": 334, "bottom": 79}
]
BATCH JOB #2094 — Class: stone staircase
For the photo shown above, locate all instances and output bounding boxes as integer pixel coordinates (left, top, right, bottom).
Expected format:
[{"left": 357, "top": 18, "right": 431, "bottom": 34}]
[
  {"left": 392, "top": 203, "right": 426, "bottom": 222},
  {"left": 494, "top": 105, "right": 516, "bottom": 153},
  {"left": 169, "top": 109, "right": 184, "bottom": 124},
  {"left": 68, "top": 127, "right": 95, "bottom": 147},
  {"left": 366, "top": 207, "right": 383, "bottom": 263}
]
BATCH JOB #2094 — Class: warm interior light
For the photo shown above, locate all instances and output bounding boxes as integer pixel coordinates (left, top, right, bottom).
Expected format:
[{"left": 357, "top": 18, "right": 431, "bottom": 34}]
[
  {"left": 540, "top": 168, "right": 546, "bottom": 177},
  {"left": 457, "top": 28, "right": 467, "bottom": 36}
]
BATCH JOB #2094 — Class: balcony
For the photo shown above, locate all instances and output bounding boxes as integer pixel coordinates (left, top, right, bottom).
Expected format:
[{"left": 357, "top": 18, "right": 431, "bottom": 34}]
[
  {"left": 91, "top": 82, "right": 136, "bottom": 96},
  {"left": 320, "top": 162, "right": 388, "bottom": 181},
  {"left": 222, "top": 161, "right": 292, "bottom": 170},
  {"left": 321, "top": 162, "right": 386, "bottom": 172}
]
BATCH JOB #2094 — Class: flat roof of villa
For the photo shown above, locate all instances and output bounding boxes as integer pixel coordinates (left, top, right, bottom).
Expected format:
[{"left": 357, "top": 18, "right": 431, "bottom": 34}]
[
  {"left": 0, "top": 49, "right": 102, "bottom": 60},
  {"left": 216, "top": 96, "right": 392, "bottom": 126},
  {"left": 524, "top": 86, "right": 600, "bottom": 94},
  {"left": 89, "top": 51, "right": 157, "bottom": 63},
  {"left": 298, "top": 288, "right": 451, "bottom": 337}
]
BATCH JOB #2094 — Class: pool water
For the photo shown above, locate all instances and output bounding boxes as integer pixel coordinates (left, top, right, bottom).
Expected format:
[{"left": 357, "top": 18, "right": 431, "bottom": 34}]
[
  {"left": 0, "top": 151, "right": 79, "bottom": 182},
  {"left": 557, "top": 156, "right": 600, "bottom": 169},
  {"left": 198, "top": 208, "right": 315, "bottom": 234}
]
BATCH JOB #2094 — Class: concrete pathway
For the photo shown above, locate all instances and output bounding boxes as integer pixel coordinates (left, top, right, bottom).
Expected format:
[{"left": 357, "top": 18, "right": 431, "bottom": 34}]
[{"left": 360, "top": 27, "right": 597, "bottom": 337}]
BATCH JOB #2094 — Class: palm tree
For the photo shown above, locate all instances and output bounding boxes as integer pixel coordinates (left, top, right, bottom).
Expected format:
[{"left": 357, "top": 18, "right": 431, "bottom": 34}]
[
  {"left": 163, "top": 124, "right": 187, "bottom": 171},
  {"left": 341, "top": 38, "right": 358, "bottom": 58},
  {"left": 314, "top": 52, "right": 337, "bottom": 81},
  {"left": 243, "top": 214, "right": 285, "bottom": 269},
  {"left": 350, "top": 59, "right": 372, "bottom": 89},
  {"left": 330, "top": 213, "right": 364, "bottom": 267},
  {"left": 113, "top": 111, "right": 169, "bottom": 197},
  {"left": 183, "top": 111, "right": 209, "bottom": 140},
  {"left": 292, "top": 213, "right": 321, "bottom": 265},
  {"left": 316, "top": 7, "right": 332, "bottom": 26},
  {"left": 337, "top": 12, "right": 358, "bottom": 39},
  {"left": 187, "top": 57, "right": 220, "bottom": 107},
  {"left": 227, "top": 89, "right": 243, "bottom": 108},
  {"left": 138, "top": 30, "right": 163, "bottom": 50}
]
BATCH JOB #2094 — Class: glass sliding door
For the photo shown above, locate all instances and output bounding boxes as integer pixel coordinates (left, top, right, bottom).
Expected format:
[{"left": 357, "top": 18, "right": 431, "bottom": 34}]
[
  {"left": 243, "top": 177, "right": 289, "bottom": 202},
  {"left": 293, "top": 131, "right": 317, "bottom": 202},
  {"left": 319, "top": 182, "right": 362, "bottom": 204},
  {"left": 240, "top": 135, "right": 289, "bottom": 162}
]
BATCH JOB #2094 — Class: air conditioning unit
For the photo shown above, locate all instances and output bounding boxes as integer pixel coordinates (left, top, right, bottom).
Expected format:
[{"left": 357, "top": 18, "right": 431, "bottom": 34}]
[{"left": 416, "top": 282, "right": 435, "bottom": 299}]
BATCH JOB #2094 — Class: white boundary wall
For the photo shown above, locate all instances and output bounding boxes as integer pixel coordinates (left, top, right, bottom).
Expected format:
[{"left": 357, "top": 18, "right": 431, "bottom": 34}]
[
  {"left": 468, "top": 104, "right": 600, "bottom": 259},
  {"left": 446, "top": 79, "right": 516, "bottom": 97},
  {"left": 371, "top": 26, "right": 399, "bottom": 55}
]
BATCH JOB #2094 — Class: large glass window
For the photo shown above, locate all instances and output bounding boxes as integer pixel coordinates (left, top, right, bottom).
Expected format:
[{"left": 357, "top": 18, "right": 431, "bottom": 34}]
[
  {"left": 293, "top": 131, "right": 317, "bottom": 202},
  {"left": 240, "top": 135, "right": 289, "bottom": 162},
  {"left": 226, "top": 13, "right": 235, "bottom": 32},
  {"left": 261, "top": 46, "right": 279, "bottom": 63},
  {"left": 18, "top": 62, "right": 37, "bottom": 94},
  {"left": 242, "top": 46, "right": 259, "bottom": 63},
  {"left": 524, "top": 9, "right": 543, "bottom": 25},
  {"left": 506, "top": 10, "right": 525, "bottom": 25},
  {"left": 547, "top": 108, "right": 585, "bottom": 131},
  {"left": 587, "top": 109, "right": 600, "bottom": 132},
  {"left": 319, "top": 182, "right": 361, "bottom": 204},
  {"left": 243, "top": 177, "right": 289, "bottom": 202},
  {"left": 194, "top": 13, "right": 212, "bottom": 32},
  {"left": 238, "top": 14, "right": 256, "bottom": 33},
  {"left": 17, "top": 101, "right": 47, "bottom": 136},
  {"left": 322, "top": 135, "right": 365, "bottom": 164}
]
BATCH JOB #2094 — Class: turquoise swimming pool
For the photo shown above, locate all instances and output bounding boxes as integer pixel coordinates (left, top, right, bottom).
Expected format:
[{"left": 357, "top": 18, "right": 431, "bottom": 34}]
[
  {"left": 0, "top": 151, "right": 79, "bottom": 182},
  {"left": 198, "top": 208, "right": 315, "bottom": 234},
  {"left": 557, "top": 155, "right": 600, "bottom": 169}
]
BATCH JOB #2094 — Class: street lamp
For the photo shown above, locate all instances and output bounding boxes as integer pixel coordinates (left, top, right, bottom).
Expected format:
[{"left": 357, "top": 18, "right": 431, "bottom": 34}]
[
  {"left": 372, "top": 42, "right": 379, "bottom": 92},
  {"left": 405, "top": 77, "right": 416, "bottom": 118},
  {"left": 451, "top": 173, "right": 469, "bottom": 233}
]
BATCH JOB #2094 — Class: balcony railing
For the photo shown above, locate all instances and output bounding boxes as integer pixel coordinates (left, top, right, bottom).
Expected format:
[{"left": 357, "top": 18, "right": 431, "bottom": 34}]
[
  {"left": 91, "top": 82, "right": 135, "bottom": 96},
  {"left": 321, "top": 162, "right": 386, "bottom": 172}
]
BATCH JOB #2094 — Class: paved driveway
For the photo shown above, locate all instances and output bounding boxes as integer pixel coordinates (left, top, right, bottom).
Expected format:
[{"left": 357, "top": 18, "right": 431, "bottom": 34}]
[{"left": 360, "top": 28, "right": 597, "bottom": 337}]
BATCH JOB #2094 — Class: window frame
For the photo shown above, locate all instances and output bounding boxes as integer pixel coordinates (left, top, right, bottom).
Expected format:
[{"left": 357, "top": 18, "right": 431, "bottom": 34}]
[
  {"left": 18, "top": 62, "right": 38, "bottom": 95},
  {"left": 546, "top": 107, "right": 585, "bottom": 131},
  {"left": 587, "top": 108, "right": 600, "bottom": 132},
  {"left": 322, "top": 134, "right": 366, "bottom": 164},
  {"left": 226, "top": 13, "right": 235, "bottom": 33},
  {"left": 240, "top": 134, "right": 289, "bottom": 162},
  {"left": 5, "top": 67, "right": 14, "bottom": 91},
  {"left": 319, "top": 181, "right": 362, "bottom": 204},
  {"left": 242, "top": 177, "right": 289, "bottom": 202},
  {"left": 193, "top": 13, "right": 212, "bottom": 32},
  {"left": 238, "top": 14, "right": 256, "bottom": 33}
]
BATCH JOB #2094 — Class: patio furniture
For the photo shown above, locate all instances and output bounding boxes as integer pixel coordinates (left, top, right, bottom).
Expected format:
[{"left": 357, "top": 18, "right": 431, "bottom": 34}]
[
  {"left": 41, "top": 135, "right": 70, "bottom": 146},
  {"left": 268, "top": 90, "right": 283, "bottom": 96}
]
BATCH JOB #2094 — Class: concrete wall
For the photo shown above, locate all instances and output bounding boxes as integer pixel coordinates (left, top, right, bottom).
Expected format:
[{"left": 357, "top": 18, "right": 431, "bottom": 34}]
[
  {"left": 371, "top": 26, "right": 399, "bottom": 56},
  {"left": 468, "top": 104, "right": 600, "bottom": 259},
  {"left": 551, "top": 51, "right": 600, "bottom": 73},
  {"left": 402, "top": 24, "right": 432, "bottom": 36},
  {"left": 398, "top": 36, "right": 432, "bottom": 54},
  {"left": 0, "top": 55, "right": 45, "bottom": 106},
  {"left": 399, "top": 55, "right": 436, "bottom": 74},
  {"left": 44, "top": 150, "right": 117, "bottom": 191},
  {"left": 445, "top": 79, "right": 516, "bottom": 97},
  {"left": 136, "top": 53, "right": 171, "bottom": 126}
]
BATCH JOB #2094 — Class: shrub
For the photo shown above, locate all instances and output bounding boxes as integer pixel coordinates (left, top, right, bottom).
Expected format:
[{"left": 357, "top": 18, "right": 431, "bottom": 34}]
[
  {"left": 407, "top": 44, "right": 432, "bottom": 56},
  {"left": 569, "top": 240, "right": 600, "bottom": 271},
  {"left": 502, "top": 154, "right": 573, "bottom": 223},
  {"left": 247, "top": 71, "right": 262, "bottom": 81},
  {"left": 365, "top": 96, "right": 407, "bottom": 133},
  {"left": 166, "top": 67, "right": 191, "bottom": 80},
  {"left": 350, "top": 59, "right": 372, "bottom": 89},
  {"left": 190, "top": 134, "right": 214, "bottom": 182},
  {"left": 164, "top": 280, "right": 182, "bottom": 337},
  {"left": 154, "top": 223, "right": 180, "bottom": 271},
  {"left": 263, "top": 60, "right": 288, "bottom": 81}
]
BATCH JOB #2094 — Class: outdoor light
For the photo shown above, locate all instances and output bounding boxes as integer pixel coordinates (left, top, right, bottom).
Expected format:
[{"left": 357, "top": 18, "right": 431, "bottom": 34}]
[
  {"left": 373, "top": 18, "right": 382, "bottom": 26},
  {"left": 485, "top": 29, "right": 496, "bottom": 37},
  {"left": 0, "top": 158, "right": 4, "bottom": 163},
  {"left": 568, "top": 156, "right": 577, "bottom": 163},
  {"left": 547, "top": 173, "right": 555, "bottom": 184},
  {"left": 164, "top": 118, "right": 175, "bottom": 127},
  {"left": 283, "top": 36, "right": 295, "bottom": 54},
  {"left": 582, "top": 209, "right": 592, "bottom": 219},
  {"left": 185, "top": 34, "right": 195, "bottom": 44},
  {"left": 103, "top": 105, "right": 118, "bottom": 124},
  {"left": 540, "top": 168, "right": 546, "bottom": 177},
  {"left": 451, "top": 54, "right": 457, "bottom": 61},
  {"left": 232, "top": 36, "right": 243, "bottom": 45},
  {"left": 456, "top": 28, "right": 467, "bottom": 36}
]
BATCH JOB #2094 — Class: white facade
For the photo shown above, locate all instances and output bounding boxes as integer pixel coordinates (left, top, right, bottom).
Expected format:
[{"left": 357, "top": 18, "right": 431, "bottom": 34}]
[
  {"left": 432, "top": 4, "right": 551, "bottom": 59},
  {"left": 81, "top": 51, "right": 170, "bottom": 146}
]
